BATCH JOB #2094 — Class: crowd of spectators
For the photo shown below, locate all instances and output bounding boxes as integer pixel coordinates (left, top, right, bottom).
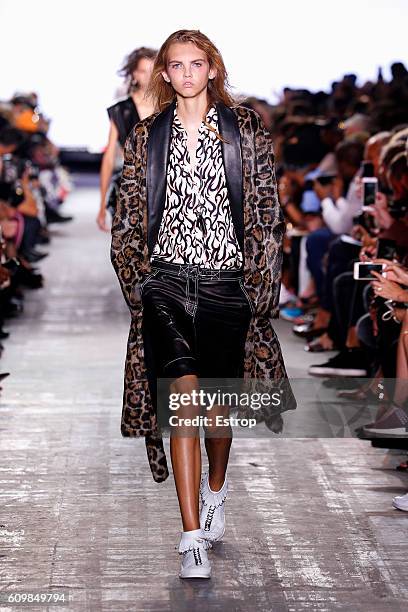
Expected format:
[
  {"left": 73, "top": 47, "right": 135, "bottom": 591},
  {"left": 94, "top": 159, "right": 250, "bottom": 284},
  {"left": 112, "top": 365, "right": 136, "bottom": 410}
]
[
  {"left": 0, "top": 92, "right": 73, "bottom": 384},
  {"left": 244, "top": 61, "right": 408, "bottom": 510}
]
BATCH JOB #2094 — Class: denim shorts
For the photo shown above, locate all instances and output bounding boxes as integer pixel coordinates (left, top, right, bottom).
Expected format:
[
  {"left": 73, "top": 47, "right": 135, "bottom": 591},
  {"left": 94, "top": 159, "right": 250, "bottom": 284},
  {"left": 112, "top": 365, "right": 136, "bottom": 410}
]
[{"left": 140, "top": 259, "right": 254, "bottom": 380}]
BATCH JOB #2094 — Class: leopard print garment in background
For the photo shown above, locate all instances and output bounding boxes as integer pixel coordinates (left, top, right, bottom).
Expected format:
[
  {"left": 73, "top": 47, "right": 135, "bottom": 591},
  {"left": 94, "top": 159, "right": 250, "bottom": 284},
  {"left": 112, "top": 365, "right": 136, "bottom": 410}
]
[
  {"left": 111, "top": 103, "right": 297, "bottom": 483},
  {"left": 152, "top": 103, "right": 243, "bottom": 268}
]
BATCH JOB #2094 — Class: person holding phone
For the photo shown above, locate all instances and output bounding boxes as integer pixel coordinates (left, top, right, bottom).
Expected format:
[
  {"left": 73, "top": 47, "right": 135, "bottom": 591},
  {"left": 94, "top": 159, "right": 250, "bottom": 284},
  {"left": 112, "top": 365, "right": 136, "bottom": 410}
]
[{"left": 111, "top": 29, "right": 296, "bottom": 579}]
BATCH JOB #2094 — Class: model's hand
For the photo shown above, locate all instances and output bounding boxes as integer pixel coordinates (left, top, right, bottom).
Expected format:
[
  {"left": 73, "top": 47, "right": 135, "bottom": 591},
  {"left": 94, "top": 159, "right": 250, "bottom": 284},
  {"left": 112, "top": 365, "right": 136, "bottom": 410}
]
[{"left": 96, "top": 208, "right": 110, "bottom": 232}]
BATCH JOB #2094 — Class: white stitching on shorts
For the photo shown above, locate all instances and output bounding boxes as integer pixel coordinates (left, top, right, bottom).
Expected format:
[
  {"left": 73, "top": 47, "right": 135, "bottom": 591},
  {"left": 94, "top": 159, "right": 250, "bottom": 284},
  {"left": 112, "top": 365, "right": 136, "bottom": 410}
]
[
  {"left": 164, "top": 356, "right": 196, "bottom": 369},
  {"left": 239, "top": 278, "right": 255, "bottom": 316}
]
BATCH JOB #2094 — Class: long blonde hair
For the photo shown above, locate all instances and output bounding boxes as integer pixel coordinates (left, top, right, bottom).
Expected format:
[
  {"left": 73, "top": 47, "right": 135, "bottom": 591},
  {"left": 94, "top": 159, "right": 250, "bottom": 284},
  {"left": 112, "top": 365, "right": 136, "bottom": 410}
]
[{"left": 146, "top": 29, "right": 242, "bottom": 142}]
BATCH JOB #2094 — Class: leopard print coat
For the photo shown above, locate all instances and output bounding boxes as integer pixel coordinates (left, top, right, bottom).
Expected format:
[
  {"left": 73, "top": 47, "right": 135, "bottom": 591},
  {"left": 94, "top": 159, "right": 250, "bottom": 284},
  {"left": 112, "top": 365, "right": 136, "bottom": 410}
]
[{"left": 111, "top": 103, "right": 297, "bottom": 483}]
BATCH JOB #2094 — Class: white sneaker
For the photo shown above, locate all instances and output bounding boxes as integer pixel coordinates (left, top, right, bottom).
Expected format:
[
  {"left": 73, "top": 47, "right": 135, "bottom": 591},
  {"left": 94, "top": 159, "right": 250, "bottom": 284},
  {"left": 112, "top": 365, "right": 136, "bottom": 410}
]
[
  {"left": 200, "top": 472, "right": 228, "bottom": 542},
  {"left": 178, "top": 529, "right": 212, "bottom": 579},
  {"left": 392, "top": 492, "right": 408, "bottom": 511}
]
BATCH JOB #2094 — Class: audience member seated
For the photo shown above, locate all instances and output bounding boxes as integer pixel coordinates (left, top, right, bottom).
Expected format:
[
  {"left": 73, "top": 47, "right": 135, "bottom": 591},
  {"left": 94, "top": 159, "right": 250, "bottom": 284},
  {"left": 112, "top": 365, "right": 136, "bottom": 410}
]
[{"left": 0, "top": 92, "right": 73, "bottom": 384}]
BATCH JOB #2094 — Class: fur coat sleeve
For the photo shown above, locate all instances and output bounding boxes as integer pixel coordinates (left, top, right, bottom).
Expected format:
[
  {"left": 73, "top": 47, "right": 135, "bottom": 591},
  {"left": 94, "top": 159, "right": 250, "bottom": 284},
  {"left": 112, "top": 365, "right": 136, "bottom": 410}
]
[
  {"left": 234, "top": 106, "right": 285, "bottom": 320},
  {"left": 110, "top": 117, "right": 155, "bottom": 313}
]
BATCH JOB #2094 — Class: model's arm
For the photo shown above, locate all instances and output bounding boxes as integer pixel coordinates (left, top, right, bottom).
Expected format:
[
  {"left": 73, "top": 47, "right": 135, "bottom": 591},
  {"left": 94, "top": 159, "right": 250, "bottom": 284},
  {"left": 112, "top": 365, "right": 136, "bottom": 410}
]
[
  {"left": 110, "top": 127, "right": 145, "bottom": 313},
  {"left": 97, "top": 120, "right": 119, "bottom": 232},
  {"left": 252, "top": 113, "right": 286, "bottom": 319}
]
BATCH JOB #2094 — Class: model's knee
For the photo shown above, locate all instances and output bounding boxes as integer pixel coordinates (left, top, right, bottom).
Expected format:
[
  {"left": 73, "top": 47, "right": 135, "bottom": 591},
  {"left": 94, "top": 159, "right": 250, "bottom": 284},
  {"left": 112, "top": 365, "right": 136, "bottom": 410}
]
[{"left": 170, "top": 374, "right": 199, "bottom": 396}]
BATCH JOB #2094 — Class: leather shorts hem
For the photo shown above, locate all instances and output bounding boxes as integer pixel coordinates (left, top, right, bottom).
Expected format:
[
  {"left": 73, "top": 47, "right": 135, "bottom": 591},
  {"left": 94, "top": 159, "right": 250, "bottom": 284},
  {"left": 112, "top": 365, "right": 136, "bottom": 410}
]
[{"left": 163, "top": 356, "right": 199, "bottom": 379}]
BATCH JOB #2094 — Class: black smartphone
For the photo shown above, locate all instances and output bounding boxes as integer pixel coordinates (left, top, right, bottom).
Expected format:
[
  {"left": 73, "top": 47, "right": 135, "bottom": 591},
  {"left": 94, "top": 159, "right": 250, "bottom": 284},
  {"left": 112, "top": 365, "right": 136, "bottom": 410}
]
[{"left": 362, "top": 177, "right": 378, "bottom": 206}]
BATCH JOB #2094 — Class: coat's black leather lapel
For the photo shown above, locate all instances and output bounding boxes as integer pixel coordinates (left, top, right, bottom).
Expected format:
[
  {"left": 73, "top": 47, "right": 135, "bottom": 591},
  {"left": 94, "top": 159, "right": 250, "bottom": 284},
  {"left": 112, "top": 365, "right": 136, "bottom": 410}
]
[
  {"left": 146, "top": 99, "right": 176, "bottom": 256},
  {"left": 217, "top": 102, "right": 244, "bottom": 255},
  {"left": 146, "top": 98, "right": 244, "bottom": 258}
]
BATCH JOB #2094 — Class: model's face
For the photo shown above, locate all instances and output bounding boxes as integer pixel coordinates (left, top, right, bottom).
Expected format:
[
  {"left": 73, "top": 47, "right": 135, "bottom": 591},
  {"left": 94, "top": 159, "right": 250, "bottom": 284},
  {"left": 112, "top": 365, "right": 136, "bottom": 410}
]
[
  {"left": 132, "top": 57, "right": 155, "bottom": 89},
  {"left": 161, "top": 42, "right": 216, "bottom": 98}
]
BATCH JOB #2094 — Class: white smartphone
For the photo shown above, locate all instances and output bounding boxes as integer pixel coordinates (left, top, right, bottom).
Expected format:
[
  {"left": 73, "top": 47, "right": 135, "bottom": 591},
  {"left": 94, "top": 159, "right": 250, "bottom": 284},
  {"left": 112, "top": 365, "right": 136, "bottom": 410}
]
[{"left": 353, "top": 261, "right": 386, "bottom": 281}]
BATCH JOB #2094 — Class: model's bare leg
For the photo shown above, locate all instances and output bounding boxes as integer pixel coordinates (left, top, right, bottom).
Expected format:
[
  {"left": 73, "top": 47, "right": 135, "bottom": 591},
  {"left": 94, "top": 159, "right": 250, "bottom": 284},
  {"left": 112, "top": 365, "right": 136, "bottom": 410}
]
[
  {"left": 169, "top": 374, "right": 202, "bottom": 531},
  {"left": 203, "top": 404, "right": 232, "bottom": 491}
]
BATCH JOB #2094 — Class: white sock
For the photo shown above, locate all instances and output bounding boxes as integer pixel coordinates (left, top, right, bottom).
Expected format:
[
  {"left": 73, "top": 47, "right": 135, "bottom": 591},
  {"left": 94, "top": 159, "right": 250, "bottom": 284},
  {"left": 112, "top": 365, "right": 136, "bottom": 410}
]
[{"left": 182, "top": 528, "right": 203, "bottom": 537}]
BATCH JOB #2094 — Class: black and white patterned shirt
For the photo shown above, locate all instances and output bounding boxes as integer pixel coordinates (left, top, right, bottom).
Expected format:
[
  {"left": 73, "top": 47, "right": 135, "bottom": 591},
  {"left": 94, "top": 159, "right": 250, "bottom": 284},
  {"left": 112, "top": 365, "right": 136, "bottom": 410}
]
[{"left": 151, "top": 102, "right": 243, "bottom": 269}]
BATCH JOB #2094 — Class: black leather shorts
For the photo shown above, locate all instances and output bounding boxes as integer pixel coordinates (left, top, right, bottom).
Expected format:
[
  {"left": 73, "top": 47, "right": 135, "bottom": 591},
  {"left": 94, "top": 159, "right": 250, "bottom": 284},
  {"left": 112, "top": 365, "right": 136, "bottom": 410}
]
[{"left": 141, "top": 259, "right": 254, "bottom": 380}]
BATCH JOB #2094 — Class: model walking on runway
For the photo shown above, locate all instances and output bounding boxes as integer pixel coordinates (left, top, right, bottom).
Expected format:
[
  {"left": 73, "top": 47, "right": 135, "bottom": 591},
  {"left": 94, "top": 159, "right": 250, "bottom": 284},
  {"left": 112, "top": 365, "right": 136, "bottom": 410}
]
[
  {"left": 97, "top": 47, "right": 156, "bottom": 232},
  {"left": 111, "top": 29, "right": 296, "bottom": 579}
]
